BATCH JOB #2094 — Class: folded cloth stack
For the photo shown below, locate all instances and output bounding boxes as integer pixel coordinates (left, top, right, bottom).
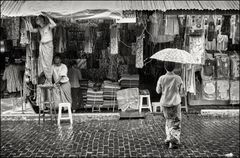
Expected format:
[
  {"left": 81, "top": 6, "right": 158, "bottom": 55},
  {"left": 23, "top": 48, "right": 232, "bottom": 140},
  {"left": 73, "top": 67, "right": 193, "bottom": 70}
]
[
  {"left": 79, "top": 80, "right": 88, "bottom": 106},
  {"left": 119, "top": 74, "right": 139, "bottom": 89},
  {"left": 103, "top": 80, "right": 120, "bottom": 108},
  {"left": 86, "top": 88, "right": 103, "bottom": 108}
]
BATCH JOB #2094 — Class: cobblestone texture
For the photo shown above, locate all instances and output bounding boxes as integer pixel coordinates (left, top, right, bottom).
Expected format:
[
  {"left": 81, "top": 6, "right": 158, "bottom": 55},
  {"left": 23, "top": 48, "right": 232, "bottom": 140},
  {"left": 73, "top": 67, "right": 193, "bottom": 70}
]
[{"left": 1, "top": 114, "right": 239, "bottom": 158}]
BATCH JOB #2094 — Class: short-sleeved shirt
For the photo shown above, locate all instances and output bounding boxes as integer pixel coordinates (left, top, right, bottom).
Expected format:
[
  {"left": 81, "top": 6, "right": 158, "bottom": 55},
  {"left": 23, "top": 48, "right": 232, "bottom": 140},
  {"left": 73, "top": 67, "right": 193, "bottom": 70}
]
[
  {"left": 156, "top": 71, "right": 183, "bottom": 107},
  {"left": 68, "top": 67, "right": 82, "bottom": 88},
  {"left": 52, "top": 63, "right": 69, "bottom": 83}
]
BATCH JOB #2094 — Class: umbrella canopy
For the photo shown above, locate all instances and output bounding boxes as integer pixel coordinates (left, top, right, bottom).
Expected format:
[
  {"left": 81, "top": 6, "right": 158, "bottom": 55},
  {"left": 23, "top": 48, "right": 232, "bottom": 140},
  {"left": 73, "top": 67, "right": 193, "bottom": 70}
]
[{"left": 150, "top": 48, "right": 197, "bottom": 64}]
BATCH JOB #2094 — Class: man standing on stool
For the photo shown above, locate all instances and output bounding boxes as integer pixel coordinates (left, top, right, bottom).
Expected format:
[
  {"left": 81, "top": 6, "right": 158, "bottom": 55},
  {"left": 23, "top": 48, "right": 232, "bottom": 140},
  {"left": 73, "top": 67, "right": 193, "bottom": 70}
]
[{"left": 156, "top": 61, "right": 184, "bottom": 149}]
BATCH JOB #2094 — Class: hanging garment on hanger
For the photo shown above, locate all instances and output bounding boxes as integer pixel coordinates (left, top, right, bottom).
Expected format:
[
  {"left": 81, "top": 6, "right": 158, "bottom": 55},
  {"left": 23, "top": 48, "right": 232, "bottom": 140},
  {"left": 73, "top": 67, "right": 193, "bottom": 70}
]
[
  {"left": 230, "top": 53, "right": 240, "bottom": 79},
  {"left": 215, "top": 15, "right": 223, "bottom": 35},
  {"left": 215, "top": 53, "right": 230, "bottom": 79},
  {"left": 20, "top": 18, "right": 30, "bottom": 46},
  {"left": 202, "top": 79, "right": 216, "bottom": 100},
  {"left": 110, "top": 25, "right": 119, "bottom": 55},
  {"left": 217, "top": 34, "right": 228, "bottom": 51},
  {"left": 216, "top": 80, "right": 229, "bottom": 100},
  {"left": 230, "top": 80, "right": 239, "bottom": 104},
  {"left": 55, "top": 25, "right": 65, "bottom": 53},
  {"left": 165, "top": 15, "right": 179, "bottom": 35},
  {"left": 84, "top": 27, "right": 93, "bottom": 54},
  {"left": 203, "top": 57, "right": 216, "bottom": 77},
  {"left": 234, "top": 15, "right": 240, "bottom": 44},
  {"left": 2, "top": 64, "right": 23, "bottom": 93},
  {"left": 189, "top": 34, "right": 205, "bottom": 64},
  {"left": 186, "top": 65, "right": 196, "bottom": 94},
  {"left": 207, "top": 15, "right": 216, "bottom": 42},
  {"left": 221, "top": 15, "right": 231, "bottom": 37},
  {"left": 135, "top": 33, "right": 144, "bottom": 68}
]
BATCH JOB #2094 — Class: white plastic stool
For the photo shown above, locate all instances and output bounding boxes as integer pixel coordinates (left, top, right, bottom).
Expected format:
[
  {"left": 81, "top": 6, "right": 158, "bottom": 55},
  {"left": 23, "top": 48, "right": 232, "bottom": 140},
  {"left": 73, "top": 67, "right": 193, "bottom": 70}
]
[
  {"left": 139, "top": 92, "right": 152, "bottom": 113},
  {"left": 152, "top": 102, "right": 162, "bottom": 113},
  {"left": 58, "top": 103, "right": 73, "bottom": 125}
]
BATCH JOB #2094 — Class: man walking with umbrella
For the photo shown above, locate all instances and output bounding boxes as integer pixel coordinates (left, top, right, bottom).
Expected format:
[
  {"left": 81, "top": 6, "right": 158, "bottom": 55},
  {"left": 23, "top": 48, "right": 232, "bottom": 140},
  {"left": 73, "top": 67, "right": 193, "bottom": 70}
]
[{"left": 156, "top": 61, "right": 184, "bottom": 149}]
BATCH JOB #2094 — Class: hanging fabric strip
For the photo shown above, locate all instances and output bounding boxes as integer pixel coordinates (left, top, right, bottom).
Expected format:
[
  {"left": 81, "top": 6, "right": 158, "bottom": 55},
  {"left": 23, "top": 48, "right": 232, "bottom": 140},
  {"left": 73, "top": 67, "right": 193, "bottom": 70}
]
[
  {"left": 135, "top": 33, "right": 144, "bottom": 68},
  {"left": 110, "top": 25, "right": 119, "bottom": 55}
]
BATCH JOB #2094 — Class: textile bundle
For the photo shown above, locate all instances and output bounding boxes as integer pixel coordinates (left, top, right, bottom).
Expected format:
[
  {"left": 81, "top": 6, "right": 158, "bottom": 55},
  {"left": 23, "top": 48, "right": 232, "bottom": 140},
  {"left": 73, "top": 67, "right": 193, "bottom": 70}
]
[
  {"left": 79, "top": 80, "right": 88, "bottom": 106},
  {"left": 103, "top": 80, "right": 120, "bottom": 108},
  {"left": 117, "top": 88, "right": 139, "bottom": 112},
  {"left": 119, "top": 74, "right": 139, "bottom": 89},
  {"left": 85, "top": 88, "right": 103, "bottom": 108}
]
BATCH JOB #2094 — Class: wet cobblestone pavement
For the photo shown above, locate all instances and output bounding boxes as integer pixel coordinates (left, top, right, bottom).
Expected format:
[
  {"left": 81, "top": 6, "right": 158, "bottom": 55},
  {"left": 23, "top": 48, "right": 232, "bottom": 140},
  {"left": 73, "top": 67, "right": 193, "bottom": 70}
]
[{"left": 1, "top": 114, "right": 239, "bottom": 158}]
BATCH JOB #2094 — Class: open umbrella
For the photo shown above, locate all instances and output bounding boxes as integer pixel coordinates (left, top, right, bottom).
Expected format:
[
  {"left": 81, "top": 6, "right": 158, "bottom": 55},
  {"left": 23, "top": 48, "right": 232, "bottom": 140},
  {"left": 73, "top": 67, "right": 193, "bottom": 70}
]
[{"left": 150, "top": 48, "right": 196, "bottom": 64}]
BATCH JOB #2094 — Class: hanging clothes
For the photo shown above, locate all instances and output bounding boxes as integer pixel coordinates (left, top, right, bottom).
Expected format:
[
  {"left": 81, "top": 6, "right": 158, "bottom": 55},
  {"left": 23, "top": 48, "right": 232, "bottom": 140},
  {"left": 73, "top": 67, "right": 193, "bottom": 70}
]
[
  {"left": 189, "top": 15, "right": 204, "bottom": 36},
  {"left": 186, "top": 65, "right": 196, "bottom": 94},
  {"left": 216, "top": 80, "right": 229, "bottom": 100},
  {"left": 215, "top": 53, "right": 230, "bottom": 79},
  {"left": 202, "top": 80, "right": 216, "bottom": 100},
  {"left": 217, "top": 34, "right": 228, "bottom": 51},
  {"left": 55, "top": 24, "right": 67, "bottom": 53},
  {"left": 207, "top": 15, "right": 216, "bottom": 42},
  {"left": 221, "top": 15, "right": 231, "bottom": 37},
  {"left": 234, "top": 15, "right": 240, "bottom": 44},
  {"left": 135, "top": 33, "right": 144, "bottom": 68},
  {"left": 215, "top": 15, "right": 223, "bottom": 35},
  {"left": 84, "top": 27, "right": 93, "bottom": 54},
  {"left": 230, "top": 53, "right": 240, "bottom": 79},
  {"left": 20, "top": 18, "right": 30, "bottom": 47},
  {"left": 110, "top": 25, "right": 119, "bottom": 55},
  {"left": 189, "top": 34, "right": 205, "bottom": 64},
  {"left": 165, "top": 15, "right": 179, "bottom": 35},
  {"left": 2, "top": 64, "right": 23, "bottom": 93},
  {"left": 203, "top": 57, "right": 216, "bottom": 78},
  {"left": 230, "top": 81, "right": 240, "bottom": 104},
  {"left": 149, "top": 12, "right": 174, "bottom": 43}
]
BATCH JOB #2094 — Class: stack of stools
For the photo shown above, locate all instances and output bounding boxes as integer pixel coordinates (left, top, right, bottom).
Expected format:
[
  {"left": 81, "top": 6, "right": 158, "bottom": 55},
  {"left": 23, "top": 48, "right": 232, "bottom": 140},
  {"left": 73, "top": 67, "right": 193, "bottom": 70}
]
[
  {"left": 37, "top": 85, "right": 57, "bottom": 124},
  {"left": 139, "top": 89, "right": 152, "bottom": 113}
]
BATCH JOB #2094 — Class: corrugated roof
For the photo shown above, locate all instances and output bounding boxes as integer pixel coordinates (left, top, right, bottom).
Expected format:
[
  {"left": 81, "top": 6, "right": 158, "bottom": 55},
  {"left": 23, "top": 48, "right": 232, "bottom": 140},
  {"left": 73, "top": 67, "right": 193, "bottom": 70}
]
[
  {"left": 1, "top": 1, "right": 239, "bottom": 17},
  {"left": 119, "top": 0, "right": 240, "bottom": 11}
]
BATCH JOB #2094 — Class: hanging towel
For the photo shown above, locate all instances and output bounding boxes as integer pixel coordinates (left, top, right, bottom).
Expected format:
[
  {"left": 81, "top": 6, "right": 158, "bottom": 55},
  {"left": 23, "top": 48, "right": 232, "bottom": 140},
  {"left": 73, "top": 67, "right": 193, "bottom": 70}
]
[{"left": 110, "top": 25, "right": 119, "bottom": 55}]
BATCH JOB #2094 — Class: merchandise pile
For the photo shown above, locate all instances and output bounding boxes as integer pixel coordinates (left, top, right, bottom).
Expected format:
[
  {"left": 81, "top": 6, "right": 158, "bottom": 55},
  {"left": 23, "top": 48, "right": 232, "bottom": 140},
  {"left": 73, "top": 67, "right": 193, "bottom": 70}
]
[
  {"left": 119, "top": 74, "right": 139, "bottom": 89},
  {"left": 102, "top": 80, "right": 120, "bottom": 110},
  {"left": 79, "top": 80, "right": 88, "bottom": 106}
]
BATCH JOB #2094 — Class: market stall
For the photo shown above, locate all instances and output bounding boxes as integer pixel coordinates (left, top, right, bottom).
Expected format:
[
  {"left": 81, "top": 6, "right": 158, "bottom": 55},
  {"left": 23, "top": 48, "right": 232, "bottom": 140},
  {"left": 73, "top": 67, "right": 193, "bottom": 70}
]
[{"left": 1, "top": 1, "right": 239, "bottom": 115}]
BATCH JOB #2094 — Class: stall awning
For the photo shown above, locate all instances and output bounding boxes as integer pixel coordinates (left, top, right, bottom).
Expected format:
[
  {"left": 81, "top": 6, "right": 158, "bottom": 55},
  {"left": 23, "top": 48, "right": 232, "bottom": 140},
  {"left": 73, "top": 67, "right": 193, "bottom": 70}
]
[{"left": 1, "top": 1, "right": 239, "bottom": 18}]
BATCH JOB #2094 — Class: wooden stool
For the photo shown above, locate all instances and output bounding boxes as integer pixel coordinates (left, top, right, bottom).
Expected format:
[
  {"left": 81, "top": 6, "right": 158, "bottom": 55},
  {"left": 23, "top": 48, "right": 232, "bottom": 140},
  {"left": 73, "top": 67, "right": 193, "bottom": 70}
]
[
  {"left": 139, "top": 90, "right": 152, "bottom": 113},
  {"left": 37, "top": 85, "right": 56, "bottom": 124},
  {"left": 58, "top": 103, "right": 73, "bottom": 125}
]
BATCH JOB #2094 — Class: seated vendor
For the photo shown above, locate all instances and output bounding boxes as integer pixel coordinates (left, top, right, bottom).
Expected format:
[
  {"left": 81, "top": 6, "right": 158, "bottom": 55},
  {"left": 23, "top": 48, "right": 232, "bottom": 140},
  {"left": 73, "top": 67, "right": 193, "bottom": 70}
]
[{"left": 52, "top": 54, "right": 72, "bottom": 109}]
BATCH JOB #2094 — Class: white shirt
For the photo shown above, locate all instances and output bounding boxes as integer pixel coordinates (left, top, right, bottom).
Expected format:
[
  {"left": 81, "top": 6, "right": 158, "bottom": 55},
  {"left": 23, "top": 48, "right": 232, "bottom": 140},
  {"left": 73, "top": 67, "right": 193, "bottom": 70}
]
[
  {"left": 39, "top": 24, "right": 53, "bottom": 43},
  {"left": 52, "top": 63, "right": 69, "bottom": 83},
  {"left": 156, "top": 71, "right": 183, "bottom": 107}
]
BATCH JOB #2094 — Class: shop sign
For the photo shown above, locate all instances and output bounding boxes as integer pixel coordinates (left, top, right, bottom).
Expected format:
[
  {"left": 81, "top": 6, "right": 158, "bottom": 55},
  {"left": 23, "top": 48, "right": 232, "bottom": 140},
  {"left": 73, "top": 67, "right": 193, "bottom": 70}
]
[{"left": 116, "top": 11, "right": 136, "bottom": 23}]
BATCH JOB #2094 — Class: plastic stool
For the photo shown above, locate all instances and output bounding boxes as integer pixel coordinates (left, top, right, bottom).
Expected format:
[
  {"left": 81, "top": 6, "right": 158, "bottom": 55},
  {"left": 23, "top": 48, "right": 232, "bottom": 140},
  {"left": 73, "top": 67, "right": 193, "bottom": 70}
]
[
  {"left": 58, "top": 103, "right": 73, "bottom": 125},
  {"left": 152, "top": 102, "right": 162, "bottom": 113},
  {"left": 139, "top": 90, "right": 152, "bottom": 113}
]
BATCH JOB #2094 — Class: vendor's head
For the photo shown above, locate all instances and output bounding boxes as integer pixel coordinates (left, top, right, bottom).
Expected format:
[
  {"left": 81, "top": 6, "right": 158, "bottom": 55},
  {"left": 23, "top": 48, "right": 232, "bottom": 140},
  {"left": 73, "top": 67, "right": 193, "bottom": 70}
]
[
  {"left": 164, "top": 61, "right": 175, "bottom": 72},
  {"left": 36, "top": 15, "right": 46, "bottom": 27},
  {"left": 70, "top": 60, "right": 77, "bottom": 68},
  {"left": 53, "top": 54, "right": 62, "bottom": 66}
]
